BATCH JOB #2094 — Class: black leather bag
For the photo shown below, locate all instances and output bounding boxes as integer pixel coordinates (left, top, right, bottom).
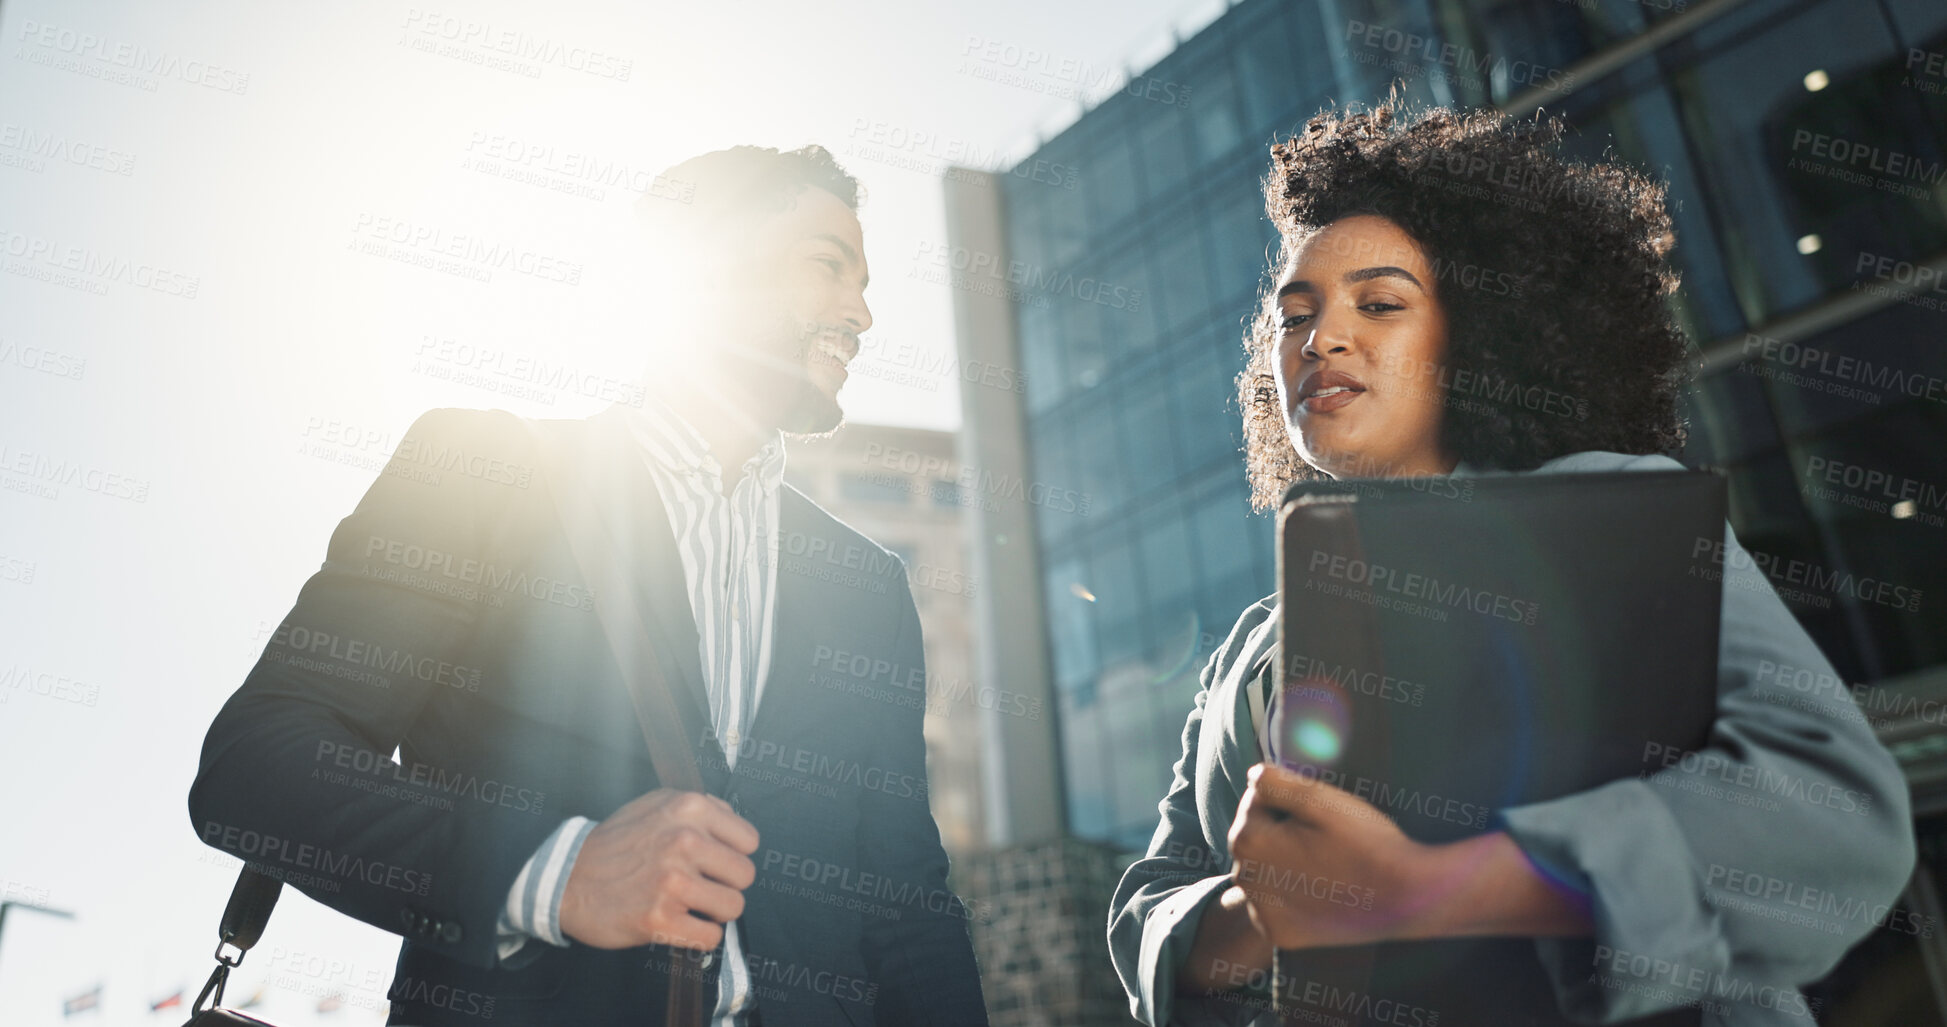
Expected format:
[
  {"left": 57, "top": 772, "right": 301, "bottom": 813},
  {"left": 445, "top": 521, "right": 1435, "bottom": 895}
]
[{"left": 182, "top": 867, "right": 284, "bottom": 1026}]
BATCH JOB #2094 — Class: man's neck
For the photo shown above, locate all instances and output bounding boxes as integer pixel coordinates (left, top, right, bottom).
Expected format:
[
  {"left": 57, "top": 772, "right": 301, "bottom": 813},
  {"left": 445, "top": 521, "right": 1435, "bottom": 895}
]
[{"left": 649, "top": 382, "right": 775, "bottom": 478}]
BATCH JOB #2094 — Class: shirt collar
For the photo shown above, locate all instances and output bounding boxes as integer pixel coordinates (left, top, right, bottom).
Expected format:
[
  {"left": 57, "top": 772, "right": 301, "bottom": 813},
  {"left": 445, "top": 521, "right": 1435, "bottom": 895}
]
[{"left": 620, "top": 393, "right": 787, "bottom": 494}]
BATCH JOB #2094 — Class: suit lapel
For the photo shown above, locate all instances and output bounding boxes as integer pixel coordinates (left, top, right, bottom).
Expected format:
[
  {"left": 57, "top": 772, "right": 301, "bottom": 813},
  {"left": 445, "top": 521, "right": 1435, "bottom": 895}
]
[
  {"left": 580, "top": 407, "right": 716, "bottom": 750},
  {"left": 746, "top": 488, "right": 814, "bottom": 745}
]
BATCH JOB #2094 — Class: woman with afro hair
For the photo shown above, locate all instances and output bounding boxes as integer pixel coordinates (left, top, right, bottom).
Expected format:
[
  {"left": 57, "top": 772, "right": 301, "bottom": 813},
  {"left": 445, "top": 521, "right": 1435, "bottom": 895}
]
[{"left": 1107, "top": 100, "right": 1915, "bottom": 1027}]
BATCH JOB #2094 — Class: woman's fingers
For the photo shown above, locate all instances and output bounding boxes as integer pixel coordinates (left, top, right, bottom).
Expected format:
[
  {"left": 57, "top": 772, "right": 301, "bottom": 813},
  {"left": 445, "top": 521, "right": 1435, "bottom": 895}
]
[{"left": 1244, "top": 761, "right": 1333, "bottom": 823}]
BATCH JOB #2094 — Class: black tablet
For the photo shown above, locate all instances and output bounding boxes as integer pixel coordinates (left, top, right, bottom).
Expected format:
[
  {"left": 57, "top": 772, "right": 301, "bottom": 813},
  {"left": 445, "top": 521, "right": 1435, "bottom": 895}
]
[{"left": 1266, "top": 467, "right": 1727, "bottom": 1026}]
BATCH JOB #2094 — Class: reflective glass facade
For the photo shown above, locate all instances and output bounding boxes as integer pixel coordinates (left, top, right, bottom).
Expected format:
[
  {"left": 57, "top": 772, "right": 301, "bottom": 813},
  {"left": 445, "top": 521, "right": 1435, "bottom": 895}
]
[{"left": 998, "top": 0, "right": 1947, "bottom": 852}]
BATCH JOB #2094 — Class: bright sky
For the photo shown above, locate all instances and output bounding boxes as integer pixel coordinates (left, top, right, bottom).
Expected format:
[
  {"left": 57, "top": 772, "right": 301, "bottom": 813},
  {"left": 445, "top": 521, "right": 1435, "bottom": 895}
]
[{"left": 0, "top": 0, "right": 1227, "bottom": 1022}]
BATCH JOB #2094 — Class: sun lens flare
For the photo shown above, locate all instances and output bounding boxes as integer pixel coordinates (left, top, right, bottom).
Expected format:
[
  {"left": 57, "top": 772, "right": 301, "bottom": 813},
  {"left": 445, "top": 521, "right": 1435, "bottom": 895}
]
[{"left": 1270, "top": 674, "right": 1353, "bottom": 774}]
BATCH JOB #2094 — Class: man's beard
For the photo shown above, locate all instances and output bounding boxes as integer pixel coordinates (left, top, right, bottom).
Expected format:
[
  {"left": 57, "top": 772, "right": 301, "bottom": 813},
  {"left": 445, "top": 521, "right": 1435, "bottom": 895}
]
[{"left": 760, "top": 316, "right": 849, "bottom": 438}]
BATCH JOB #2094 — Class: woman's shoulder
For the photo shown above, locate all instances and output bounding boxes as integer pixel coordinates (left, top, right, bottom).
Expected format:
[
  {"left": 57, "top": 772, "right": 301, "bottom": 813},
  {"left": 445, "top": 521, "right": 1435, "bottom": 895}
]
[
  {"left": 1208, "top": 593, "right": 1279, "bottom": 676},
  {"left": 1453, "top": 450, "right": 1688, "bottom": 478},
  {"left": 1220, "top": 593, "right": 1278, "bottom": 642},
  {"left": 1527, "top": 450, "right": 1688, "bottom": 475}
]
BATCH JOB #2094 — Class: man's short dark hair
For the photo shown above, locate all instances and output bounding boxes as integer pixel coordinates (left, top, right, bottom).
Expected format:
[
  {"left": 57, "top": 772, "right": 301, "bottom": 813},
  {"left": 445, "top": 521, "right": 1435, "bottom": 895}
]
[
  {"left": 631, "top": 144, "right": 863, "bottom": 297},
  {"left": 640, "top": 143, "right": 862, "bottom": 230}
]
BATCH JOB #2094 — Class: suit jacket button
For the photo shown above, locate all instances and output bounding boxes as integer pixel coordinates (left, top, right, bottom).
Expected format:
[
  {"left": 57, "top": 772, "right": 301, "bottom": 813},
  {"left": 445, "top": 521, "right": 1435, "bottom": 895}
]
[{"left": 439, "top": 921, "right": 463, "bottom": 944}]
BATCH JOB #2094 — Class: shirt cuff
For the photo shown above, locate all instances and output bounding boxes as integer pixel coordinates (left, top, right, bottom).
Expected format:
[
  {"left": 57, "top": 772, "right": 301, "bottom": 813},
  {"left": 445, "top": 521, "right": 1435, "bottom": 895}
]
[
  {"left": 1496, "top": 778, "right": 1729, "bottom": 1022},
  {"left": 1138, "top": 873, "right": 1236, "bottom": 1026},
  {"left": 495, "top": 816, "right": 596, "bottom": 964}
]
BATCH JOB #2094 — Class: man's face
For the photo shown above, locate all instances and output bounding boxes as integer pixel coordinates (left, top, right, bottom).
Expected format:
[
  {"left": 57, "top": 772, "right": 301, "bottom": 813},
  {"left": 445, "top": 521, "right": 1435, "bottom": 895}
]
[{"left": 709, "top": 185, "right": 873, "bottom": 436}]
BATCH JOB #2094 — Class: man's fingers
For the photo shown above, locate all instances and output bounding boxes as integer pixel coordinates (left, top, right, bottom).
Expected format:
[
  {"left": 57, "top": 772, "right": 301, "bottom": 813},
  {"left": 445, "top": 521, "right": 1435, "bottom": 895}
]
[
  {"left": 646, "top": 891, "right": 726, "bottom": 950},
  {"left": 655, "top": 914, "right": 725, "bottom": 952},
  {"left": 678, "top": 875, "right": 748, "bottom": 925},
  {"left": 699, "top": 804, "right": 761, "bottom": 855},
  {"left": 679, "top": 831, "right": 758, "bottom": 890},
  {"left": 656, "top": 790, "right": 761, "bottom": 854}
]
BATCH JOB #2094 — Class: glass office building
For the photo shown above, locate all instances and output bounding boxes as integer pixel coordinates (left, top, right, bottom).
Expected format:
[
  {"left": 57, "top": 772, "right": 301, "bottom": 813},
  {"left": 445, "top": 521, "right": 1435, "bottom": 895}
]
[
  {"left": 947, "top": 0, "right": 1947, "bottom": 1018},
  {"left": 975, "top": 0, "right": 1947, "bottom": 855}
]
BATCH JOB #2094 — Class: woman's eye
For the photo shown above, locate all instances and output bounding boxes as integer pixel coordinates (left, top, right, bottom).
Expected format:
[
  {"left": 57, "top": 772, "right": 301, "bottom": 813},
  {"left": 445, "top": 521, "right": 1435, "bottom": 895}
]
[
  {"left": 1279, "top": 312, "right": 1312, "bottom": 330},
  {"left": 813, "top": 256, "right": 842, "bottom": 275},
  {"left": 1361, "top": 301, "right": 1403, "bottom": 313}
]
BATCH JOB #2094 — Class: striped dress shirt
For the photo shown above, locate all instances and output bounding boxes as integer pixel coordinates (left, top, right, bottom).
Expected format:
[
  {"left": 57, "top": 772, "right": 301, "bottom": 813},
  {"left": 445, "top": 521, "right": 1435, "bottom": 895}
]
[{"left": 494, "top": 396, "right": 786, "bottom": 1027}]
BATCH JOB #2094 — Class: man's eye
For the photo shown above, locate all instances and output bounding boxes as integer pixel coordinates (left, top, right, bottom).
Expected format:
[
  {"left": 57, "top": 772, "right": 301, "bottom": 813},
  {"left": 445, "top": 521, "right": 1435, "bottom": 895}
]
[{"left": 814, "top": 256, "right": 842, "bottom": 274}]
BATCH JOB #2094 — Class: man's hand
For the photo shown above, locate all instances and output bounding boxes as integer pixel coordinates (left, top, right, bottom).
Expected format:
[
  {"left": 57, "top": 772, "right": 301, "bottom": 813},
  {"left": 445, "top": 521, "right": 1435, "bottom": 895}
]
[
  {"left": 1226, "top": 762, "right": 1439, "bottom": 950},
  {"left": 559, "top": 789, "right": 760, "bottom": 950}
]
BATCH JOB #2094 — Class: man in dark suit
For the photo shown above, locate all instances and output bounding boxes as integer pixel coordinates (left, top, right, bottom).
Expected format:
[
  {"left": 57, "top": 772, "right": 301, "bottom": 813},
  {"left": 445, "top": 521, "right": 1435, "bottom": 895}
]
[{"left": 189, "top": 145, "right": 988, "bottom": 1026}]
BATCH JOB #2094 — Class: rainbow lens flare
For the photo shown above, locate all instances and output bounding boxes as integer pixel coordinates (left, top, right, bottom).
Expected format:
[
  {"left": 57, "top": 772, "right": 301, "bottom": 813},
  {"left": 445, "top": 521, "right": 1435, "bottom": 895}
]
[{"left": 1269, "top": 675, "right": 1353, "bottom": 773}]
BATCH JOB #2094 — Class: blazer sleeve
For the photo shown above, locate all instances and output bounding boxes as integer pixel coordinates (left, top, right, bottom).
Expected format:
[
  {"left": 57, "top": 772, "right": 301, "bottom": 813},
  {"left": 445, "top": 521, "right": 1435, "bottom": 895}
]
[
  {"left": 1108, "top": 609, "right": 1264, "bottom": 1027},
  {"left": 853, "top": 574, "right": 990, "bottom": 1024},
  {"left": 1497, "top": 453, "right": 1918, "bottom": 1023},
  {"left": 187, "top": 407, "right": 563, "bottom": 969}
]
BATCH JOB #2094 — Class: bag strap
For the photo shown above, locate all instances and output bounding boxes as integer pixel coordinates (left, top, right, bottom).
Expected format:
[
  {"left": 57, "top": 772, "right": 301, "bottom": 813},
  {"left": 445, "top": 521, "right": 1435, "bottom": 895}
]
[
  {"left": 218, "top": 868, "right": 282, "bottom": 951},
  {"left": 522, "top": 416, "right": 705, "bottom": 792},
  {"left": 191, "top": 868, "right": 283, "bottom": 1015},
  {"left": 522, "top": 415, "right": 709, "bottom": 1025}
]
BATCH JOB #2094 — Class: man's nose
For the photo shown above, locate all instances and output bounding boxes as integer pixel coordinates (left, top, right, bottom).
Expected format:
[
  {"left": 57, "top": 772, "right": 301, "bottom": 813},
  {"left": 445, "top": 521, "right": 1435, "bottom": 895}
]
[{"left": 840, "top": 290, "right": 873, "bottom": 337}]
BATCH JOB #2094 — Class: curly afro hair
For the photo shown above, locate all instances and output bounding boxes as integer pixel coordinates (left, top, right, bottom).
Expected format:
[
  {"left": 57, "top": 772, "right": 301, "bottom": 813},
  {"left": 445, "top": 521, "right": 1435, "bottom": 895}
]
[{"left": 1240, "top": 100, "right": 1692, "bottom": 511}]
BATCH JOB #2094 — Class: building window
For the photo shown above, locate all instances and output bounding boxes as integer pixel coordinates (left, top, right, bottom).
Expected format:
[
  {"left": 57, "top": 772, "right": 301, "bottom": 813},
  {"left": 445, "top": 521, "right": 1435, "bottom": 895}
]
[{"left": 1660, "top": 0, "right": 1945, "bottom": 324}]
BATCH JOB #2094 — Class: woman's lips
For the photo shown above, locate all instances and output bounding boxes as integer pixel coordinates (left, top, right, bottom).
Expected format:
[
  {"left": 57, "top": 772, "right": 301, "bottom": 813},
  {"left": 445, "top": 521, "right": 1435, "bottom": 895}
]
[{"left": 1300, "top": 385, "right": 1363, "bottom": 413}]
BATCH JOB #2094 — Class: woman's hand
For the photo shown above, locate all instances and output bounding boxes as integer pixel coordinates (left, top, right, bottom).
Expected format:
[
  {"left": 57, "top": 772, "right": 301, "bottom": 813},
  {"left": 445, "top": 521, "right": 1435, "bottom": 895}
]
[
  {"left": 1226, "top": 762, "right": 1594, "bottom": 950},
  {"left": 1226, "top": 762, "right": 1440, "bottom": 949}
]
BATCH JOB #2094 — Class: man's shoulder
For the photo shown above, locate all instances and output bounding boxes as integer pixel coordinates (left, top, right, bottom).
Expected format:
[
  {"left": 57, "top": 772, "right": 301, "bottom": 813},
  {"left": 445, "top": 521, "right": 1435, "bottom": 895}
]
[
  {"left": 401, "top": 405, "right": 527, "bottom": 435},
  {"left": 394, "top": 405, "right": 627, "bottom": 475},
  {"left": 780, "top": 485, "right": 909, "bottom": 580},
  {"left": 399, "top": 405, "right": 610, "bottom": 446},
  {"left": 392, "top": 406, "right": 538, "bottom": 461}
]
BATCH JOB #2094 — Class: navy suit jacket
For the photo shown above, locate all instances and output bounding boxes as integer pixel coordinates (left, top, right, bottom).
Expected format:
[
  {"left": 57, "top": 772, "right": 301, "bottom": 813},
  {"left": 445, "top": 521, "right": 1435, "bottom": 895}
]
[{"left": 189, "top": 405, "right": 988, "bottom": 1026}]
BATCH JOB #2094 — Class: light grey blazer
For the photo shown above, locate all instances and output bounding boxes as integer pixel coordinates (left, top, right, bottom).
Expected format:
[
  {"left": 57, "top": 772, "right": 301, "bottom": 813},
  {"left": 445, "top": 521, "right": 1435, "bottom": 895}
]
[{"left": 1107, "top": 450, "right": 1917, "bottom": 1026}]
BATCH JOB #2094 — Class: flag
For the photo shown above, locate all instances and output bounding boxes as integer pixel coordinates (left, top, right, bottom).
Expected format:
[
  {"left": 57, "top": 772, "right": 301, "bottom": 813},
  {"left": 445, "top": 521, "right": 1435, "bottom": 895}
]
[
  {"left": 150, "top": 989, "right": 183, "bottom": 1012},
  {"left": 61, "top": 984, "right": 101, "bottom": 1017}
]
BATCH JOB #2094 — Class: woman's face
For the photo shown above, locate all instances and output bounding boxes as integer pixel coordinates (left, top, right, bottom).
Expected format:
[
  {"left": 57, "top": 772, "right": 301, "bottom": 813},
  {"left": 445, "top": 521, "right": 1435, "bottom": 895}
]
[{"left": 1271, "top": 215, "right": 1457, "bottom": 479}]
